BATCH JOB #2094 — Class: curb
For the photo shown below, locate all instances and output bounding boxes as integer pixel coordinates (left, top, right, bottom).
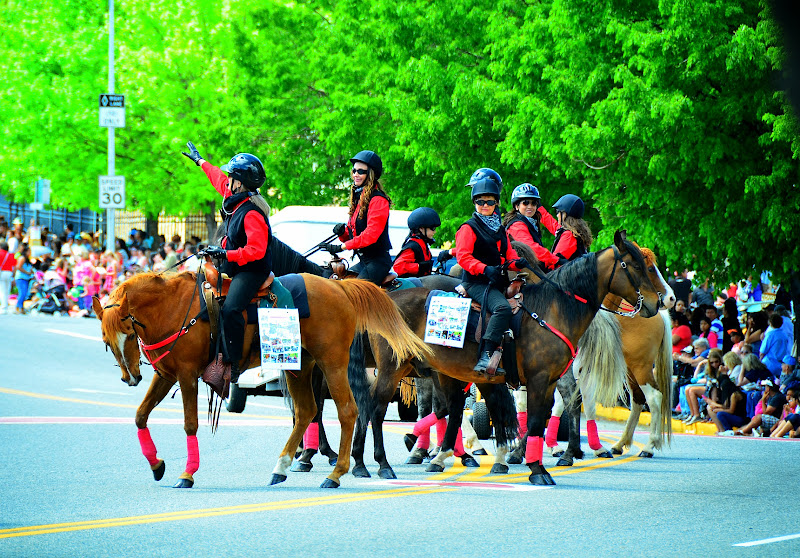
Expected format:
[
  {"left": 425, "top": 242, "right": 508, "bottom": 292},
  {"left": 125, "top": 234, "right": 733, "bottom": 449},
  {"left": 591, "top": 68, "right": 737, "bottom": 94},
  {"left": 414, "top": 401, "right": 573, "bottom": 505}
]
[{"left": 594, "top": 404, "right": 719, "bottom": 436}]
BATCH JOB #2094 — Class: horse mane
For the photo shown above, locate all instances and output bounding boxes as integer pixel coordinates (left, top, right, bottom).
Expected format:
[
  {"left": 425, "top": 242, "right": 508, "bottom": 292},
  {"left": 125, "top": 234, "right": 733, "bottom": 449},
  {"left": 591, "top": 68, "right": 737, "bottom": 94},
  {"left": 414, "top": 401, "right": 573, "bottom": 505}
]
[
  {"left": 510, "top": 241, "right": 540, "bottom": 269},
  {"left": 634, "top": 242, "right": 657, "bottom": 267},
  {"left": 522, "top": 252, "right": 600, "bottom": 326}
]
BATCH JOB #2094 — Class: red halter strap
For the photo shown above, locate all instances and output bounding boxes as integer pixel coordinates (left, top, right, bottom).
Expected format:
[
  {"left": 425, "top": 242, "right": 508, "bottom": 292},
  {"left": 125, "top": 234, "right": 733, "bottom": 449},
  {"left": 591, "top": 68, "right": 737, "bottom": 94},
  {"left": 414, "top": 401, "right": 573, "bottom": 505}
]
[
  {"left": 521, "top": 305, "right": 578, "bottom": 378},
  {"left": 138, "top": 322, "right": 195, "bottom": 365}
]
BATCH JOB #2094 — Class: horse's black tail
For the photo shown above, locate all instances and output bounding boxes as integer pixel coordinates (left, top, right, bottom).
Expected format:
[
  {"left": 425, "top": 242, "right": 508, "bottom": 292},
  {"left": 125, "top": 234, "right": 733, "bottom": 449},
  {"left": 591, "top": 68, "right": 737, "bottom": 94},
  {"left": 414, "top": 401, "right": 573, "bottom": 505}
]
[
  {"left": 484, "top": 384, "right": 518, "bottom": 447},
  {"left": 279, "top": 370, "right": 294, "bottom": 413},
  {"left": 347, "top": 333, "right": 374, "bottom": 426}
]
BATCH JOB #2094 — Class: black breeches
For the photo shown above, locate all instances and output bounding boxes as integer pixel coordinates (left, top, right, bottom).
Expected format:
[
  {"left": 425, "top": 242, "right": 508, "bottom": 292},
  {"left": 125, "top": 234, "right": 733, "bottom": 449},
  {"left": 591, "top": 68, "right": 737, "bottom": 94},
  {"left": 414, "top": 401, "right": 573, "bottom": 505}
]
[{"left": 221, "top": 271, "right": 268, "bottom": 364}]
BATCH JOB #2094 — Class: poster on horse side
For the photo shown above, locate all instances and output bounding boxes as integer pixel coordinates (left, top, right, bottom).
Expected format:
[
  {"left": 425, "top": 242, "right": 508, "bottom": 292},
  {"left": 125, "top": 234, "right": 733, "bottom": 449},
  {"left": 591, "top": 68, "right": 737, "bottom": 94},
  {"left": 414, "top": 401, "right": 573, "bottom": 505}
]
[
  {"left": 258, "top": 308, "right": 302, "bottom": 370},
  {"left": 424, "top": 295, "right": 470, "bottom": 348}
]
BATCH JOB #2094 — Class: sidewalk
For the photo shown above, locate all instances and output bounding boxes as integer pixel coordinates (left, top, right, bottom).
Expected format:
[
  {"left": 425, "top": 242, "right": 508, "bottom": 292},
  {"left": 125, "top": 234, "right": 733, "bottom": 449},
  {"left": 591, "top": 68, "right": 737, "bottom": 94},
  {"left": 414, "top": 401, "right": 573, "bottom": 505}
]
[{"left": 595, "top": 404, "right": 719, "bottom": 436}]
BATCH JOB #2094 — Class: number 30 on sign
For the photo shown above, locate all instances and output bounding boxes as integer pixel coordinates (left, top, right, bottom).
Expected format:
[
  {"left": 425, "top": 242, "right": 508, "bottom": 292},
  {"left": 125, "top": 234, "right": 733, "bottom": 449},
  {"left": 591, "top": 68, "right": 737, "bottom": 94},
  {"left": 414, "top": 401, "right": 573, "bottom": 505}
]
[{"left": 99, "top": 175, "right": 126, "bottom": 209}]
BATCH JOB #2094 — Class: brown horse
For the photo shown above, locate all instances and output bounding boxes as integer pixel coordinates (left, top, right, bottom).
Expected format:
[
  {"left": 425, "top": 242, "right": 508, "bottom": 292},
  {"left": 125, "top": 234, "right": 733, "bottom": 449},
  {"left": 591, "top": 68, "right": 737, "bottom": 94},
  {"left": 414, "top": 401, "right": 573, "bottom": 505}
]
[
  {"left": 93, "top": 271, "right": 429, "bottom": 488},
  {"left": 366, "top": 231, "right": 662, "bottom": 485}
]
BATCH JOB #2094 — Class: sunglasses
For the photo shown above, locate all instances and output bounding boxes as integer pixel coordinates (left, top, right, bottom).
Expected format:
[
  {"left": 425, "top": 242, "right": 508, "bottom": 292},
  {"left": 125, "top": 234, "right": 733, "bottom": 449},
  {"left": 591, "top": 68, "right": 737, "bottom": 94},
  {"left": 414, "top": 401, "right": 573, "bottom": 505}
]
[
  {"left": 351, "top": 168, "right": 368, "bottom": 176},
  {"left": 519, "top": 200, "right": 538, "bottom": 206},
  {"left": 475, "top": 199, "right": 498, "bottom": 207}
]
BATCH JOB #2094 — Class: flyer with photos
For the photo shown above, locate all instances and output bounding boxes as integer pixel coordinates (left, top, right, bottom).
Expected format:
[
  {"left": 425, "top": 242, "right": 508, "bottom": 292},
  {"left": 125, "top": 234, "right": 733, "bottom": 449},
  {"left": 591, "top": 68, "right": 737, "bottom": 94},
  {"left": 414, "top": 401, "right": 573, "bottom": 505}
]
[
  {"left": 258, "top": 308, "right": 302, "bottom": 370},
  {"left": 424, "top": 295, "right": 470, "bottom": 348}
]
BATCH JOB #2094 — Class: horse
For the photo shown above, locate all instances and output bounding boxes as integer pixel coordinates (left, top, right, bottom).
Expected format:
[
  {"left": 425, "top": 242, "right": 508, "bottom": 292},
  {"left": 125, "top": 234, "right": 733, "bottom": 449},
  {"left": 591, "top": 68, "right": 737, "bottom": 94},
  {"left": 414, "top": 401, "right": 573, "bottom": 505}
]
[
  {"left": 93, "top": 269, "right": 430, "bottom": 489},
  {"left": 364, "top": 230, "right": 662, "bottom": 484}
]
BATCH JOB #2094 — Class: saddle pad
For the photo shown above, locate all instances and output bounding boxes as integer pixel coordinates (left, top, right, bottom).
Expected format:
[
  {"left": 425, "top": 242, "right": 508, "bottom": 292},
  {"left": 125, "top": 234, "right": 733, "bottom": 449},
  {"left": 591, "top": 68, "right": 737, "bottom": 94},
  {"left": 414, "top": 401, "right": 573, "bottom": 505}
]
[
  {"left": 391, "top": 277, "right": 423, "bottom": 291},
  {"left": 245, "top": 274, "right": 310, "bottom": 323}
]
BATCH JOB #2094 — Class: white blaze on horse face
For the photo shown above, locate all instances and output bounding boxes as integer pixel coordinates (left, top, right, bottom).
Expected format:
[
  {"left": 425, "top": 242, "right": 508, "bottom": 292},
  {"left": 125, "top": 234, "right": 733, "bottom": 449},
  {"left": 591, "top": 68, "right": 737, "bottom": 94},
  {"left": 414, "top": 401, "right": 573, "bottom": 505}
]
[
  {"left": 652, "top": 264, "right": 675, "bottom": 310},
  {"left": 115, "top": 332, "right": 130, "bottom": 372}
]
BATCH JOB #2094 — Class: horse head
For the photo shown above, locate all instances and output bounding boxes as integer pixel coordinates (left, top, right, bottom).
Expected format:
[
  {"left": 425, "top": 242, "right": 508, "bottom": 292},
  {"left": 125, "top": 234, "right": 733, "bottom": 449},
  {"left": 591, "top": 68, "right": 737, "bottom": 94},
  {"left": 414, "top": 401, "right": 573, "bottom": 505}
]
[
  {"left": 605, "top": 230, "right": 661, "bottom": 318},
  {"left": 92, "top": 293, "right": 143, "bottom": 386},
  {"left": 636, "top": 245, "right": 675, "bottom": 310}
]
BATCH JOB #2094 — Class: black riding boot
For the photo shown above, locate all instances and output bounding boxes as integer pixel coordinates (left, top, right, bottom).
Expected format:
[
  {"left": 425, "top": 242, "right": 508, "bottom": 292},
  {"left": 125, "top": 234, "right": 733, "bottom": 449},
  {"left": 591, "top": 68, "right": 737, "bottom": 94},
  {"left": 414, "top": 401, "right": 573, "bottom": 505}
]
[
  {"left": 230, "top": 362, "right": 241, "bottom": 384},
  {"left": 474, "top": 349, "right": 492, "bottom": 373}
]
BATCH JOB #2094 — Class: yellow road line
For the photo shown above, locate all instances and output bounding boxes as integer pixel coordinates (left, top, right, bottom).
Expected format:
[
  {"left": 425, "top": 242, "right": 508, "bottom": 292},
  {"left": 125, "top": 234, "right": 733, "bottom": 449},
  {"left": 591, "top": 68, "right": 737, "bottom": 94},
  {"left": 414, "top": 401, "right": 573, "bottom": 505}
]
[{"left": 0, "top": 486, "right": 454, "bottom": 540}]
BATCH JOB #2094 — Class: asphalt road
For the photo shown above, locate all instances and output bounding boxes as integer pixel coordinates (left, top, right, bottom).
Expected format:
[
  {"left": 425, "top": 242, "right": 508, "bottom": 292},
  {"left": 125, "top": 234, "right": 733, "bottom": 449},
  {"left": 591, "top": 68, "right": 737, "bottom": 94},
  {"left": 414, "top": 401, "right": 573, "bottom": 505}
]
[{"left": 1, "top": 313, "right": 798, "bottom": 557}]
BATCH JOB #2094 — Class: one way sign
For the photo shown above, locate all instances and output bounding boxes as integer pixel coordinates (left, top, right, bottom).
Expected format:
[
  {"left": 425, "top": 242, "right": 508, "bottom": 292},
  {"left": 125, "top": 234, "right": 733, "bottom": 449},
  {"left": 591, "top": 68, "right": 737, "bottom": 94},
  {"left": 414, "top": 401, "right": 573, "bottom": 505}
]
[{"left": 99, "top": 94, "right": 125, "bottom": 128}]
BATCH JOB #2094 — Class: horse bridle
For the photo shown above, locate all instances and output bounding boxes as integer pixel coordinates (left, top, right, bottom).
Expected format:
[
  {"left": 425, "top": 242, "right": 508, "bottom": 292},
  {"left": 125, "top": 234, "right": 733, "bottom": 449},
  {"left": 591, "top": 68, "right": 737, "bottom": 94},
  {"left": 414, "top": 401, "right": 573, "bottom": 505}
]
[{"left": 601, "top": 245, "right": 646, "bottom": 318}]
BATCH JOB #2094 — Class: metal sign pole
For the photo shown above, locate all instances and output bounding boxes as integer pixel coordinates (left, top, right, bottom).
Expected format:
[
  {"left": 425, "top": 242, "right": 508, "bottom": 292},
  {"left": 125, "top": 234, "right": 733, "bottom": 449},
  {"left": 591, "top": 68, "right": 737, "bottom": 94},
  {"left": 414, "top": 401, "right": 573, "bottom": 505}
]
[{"left": 106, "top": 0, "right": 116, "bottom": 253}]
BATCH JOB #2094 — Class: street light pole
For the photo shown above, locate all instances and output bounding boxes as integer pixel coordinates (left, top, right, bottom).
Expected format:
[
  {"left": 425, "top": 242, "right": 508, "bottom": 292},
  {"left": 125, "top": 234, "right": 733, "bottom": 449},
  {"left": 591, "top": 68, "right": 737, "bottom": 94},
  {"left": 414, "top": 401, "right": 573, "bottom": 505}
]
[{"left": 106, "top": 0, "right": 116, "bottom": 253}]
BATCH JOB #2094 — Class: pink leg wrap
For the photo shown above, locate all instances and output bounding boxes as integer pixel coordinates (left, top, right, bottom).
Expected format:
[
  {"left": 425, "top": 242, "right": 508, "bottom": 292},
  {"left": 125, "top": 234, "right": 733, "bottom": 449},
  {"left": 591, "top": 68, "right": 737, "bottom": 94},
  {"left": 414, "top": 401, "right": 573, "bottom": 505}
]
[
  {"left": 413, "top": 412, "right": 439, "bottom": 437},
  {"left": 137, "top": 428, "right": 159, "bottom": 466},
  {"left": 525, "top": 436, "right": 544, "bottom": 465},
  {"left": 417, "top": 430, "right": 431, "bottom": 450},
  {"left": 517, "top": 411, "right": 528, "bottom": 439},
  {"left": 545, "top": 415, "right": 561, "bottom": 448},
  {"left": 303, "top": 422, "right": 320, "bottom": 450},
  {"left": 435, "top": 418, "right": 447, "bottom": 447},
  {"left": 586, "top": 419, "right": 602, "bottom": 450},
  {"left": 454, "top": 428, "right": 466, "bottom": 457},
  {"left": 185, "top": 435, "right": 199, "bottom": 475}
]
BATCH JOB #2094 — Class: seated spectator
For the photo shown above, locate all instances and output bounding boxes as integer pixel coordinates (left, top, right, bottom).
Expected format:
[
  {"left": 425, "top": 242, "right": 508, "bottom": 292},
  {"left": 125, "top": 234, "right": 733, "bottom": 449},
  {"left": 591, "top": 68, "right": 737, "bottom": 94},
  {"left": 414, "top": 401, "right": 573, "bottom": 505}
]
[
  {"left": 670, "top": 309, "right": 693, "bottom": 353},
  {"left": 729, "top": 329, "right": 746, "bottom": 354},
  {"left": 779, "top": 355, "right": 799, "bottom": 393},
  {"left": 760, "top": 313, "right": 792, "bottom": 376},
  {"left": 736, "top": 379, "right": 786, "bottom": 436},
  {"left": 682, "top": 348, "right": 724, "bottom": 425},
  {"left": 720, "top": 298, "right": 740, "bottom": 353},
  {"left": 698, "top": 316, "right": 719, "bottom": 350},
  {"left": 737, "top": 353, "right": 773, "bottom": 388},
  {"left": 705, "top": 304, "right": 724, "bottom": 349},
  {"left": 773, "top": 304, "right": 794, "bottom": 348},
  {"left": 721, "top": 351, "right": 743, "bottom": 383},
  {"left": 769, "top": 387, "right": 799, "bottom": 438},
  {"left": 709, "top": 376, "right": 748, "bottom": 435},
  {"left": 744, "top": 310, "right": 769, "bottom": 355},
  {"left": 672, "top": 338, "right": 711, "bottom": 416}
]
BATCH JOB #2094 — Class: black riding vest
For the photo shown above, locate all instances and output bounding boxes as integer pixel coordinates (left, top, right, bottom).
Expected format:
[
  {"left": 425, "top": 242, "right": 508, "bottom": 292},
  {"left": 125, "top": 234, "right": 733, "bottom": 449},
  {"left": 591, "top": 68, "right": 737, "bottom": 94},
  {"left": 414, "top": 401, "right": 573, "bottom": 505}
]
[
  {"left": 222, "top": 195, "right": 272, "bottom": 276},
  {"left": 506, "top": 213, "right": 544, "bottom": 246},
  {"left": 459, "top": 215, "right": 509, "bottom": 284},
  {"left": 395, "top": 235, "right": 432, "bottom": 277},
  {"left": 352, "top": 190, "right": 392, "bottom": 259},
  {"left": 552, "top": 228, "right": 586, "bottom": 261}
]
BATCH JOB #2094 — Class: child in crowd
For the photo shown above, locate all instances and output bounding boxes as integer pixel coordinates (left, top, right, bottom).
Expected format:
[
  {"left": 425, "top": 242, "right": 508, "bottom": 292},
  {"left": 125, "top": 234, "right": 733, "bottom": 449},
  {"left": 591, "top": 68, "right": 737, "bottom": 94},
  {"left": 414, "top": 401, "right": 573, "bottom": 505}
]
[{"left": 769, "top": 388, "right": 799, "bottom": 438}]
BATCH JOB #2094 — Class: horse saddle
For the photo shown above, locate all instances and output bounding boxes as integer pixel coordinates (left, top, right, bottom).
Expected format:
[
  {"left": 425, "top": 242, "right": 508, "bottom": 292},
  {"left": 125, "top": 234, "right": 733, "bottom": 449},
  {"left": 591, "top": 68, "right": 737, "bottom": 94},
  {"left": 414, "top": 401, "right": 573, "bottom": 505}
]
[
  {"left": 203, "top": 261, "right": 275, "bottom": 300},
  {"left": 455, "top": 277, "right": 526, "bottom": 315},
  {"left": 328, "top": 258, "right": 404, "bottom": 290}
]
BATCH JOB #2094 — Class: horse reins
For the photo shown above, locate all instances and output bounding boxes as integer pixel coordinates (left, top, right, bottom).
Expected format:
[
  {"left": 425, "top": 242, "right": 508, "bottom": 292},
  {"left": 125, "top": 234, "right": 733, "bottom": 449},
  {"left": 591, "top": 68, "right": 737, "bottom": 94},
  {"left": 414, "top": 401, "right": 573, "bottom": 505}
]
[{"left": 599, "top": 245, "right": 645, "bottom": 317}]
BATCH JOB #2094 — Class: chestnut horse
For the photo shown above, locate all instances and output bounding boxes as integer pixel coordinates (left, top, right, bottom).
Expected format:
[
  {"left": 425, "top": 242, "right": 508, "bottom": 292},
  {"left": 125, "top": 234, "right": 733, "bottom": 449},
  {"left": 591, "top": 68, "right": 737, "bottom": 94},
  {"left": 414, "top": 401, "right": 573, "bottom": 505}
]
[
  {"left": 366, "top": 231, "right": 661, "bottom": 485},
  {"left": 93, "top": 271, "right": 430, "bottom": 488}
]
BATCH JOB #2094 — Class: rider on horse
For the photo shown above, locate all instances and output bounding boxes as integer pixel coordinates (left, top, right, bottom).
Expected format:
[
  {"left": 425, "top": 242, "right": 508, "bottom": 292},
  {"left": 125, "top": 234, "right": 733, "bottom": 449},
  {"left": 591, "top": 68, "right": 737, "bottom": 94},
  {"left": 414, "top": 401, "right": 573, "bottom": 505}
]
[
  {"left": 538, "top": 194, "right": 594, "bottom": 265},
  {"left": 393, "top": 207, "right": 440, "bottom": 278},
  {"left": 502, "top": 183, "right": 561, "bottom": 271},
  {"left": 454, "top": 174, "right": 528, "bottom": 374},
  {"left": 319, "top": 150, "right": 393, "bottom": 285},
  {"left": 182, "top": 142, "right": 272, "bottom": 384}
]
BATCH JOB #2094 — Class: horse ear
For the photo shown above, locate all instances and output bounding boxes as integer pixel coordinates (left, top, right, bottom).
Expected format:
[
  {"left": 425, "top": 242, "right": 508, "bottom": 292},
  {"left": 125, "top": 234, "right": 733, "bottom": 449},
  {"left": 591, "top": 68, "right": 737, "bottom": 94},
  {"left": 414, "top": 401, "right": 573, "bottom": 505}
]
[
  {"left": 92, "top": 296, "right": 104, "bottom": 320},
  {"left": 614, "top": 229, "right": 628, "bottom": 251},
  {"left": 119, "top": 293, "right": 129, "bottom": 316}
]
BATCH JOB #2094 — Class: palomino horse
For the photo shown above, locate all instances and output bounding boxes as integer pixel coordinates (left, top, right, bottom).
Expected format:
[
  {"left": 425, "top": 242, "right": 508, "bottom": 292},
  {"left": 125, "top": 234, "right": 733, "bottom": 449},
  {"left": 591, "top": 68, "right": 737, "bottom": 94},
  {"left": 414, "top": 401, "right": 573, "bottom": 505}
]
[
  {"left": 366, "top": 231, "right": 661, "bottom": 485},
  {"left": 541, "top": 247, "right": 675, "bottom": 464},
  {"left": 93, "top": 271, "right": 429, "bottom": 488}
]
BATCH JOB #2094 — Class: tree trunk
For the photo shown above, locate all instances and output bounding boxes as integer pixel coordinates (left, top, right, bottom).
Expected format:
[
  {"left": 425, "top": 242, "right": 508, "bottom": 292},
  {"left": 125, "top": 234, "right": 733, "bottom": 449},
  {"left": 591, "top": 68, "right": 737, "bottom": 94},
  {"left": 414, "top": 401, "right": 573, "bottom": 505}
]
[
  {"left": 204, "top": 200, "right": 220, "bottom": 244},
  {"left": 144, "top": 215, "right": 160, "bottom": 245}
]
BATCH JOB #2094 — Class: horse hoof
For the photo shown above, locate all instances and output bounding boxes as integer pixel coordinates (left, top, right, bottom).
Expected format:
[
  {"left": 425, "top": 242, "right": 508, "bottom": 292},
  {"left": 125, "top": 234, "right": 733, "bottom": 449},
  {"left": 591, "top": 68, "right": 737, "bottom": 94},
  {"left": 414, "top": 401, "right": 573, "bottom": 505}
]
[
  {"left": 639, "top": 451, "right": 654, "bottom": 458},
  {"left": 596, "top": 451, "right": 614, "bottom": 459},
  {"left": 270, "top": 474, "right": 287, "bottom": 485},
  {"left": 172, "top": 478, "right": 194, "bottom": 489},
  {"left": 404, "top": 434, "right": 418, "bottom": 452},
  {"left": 611, "top": 447, "right": 623, "bottom": 455},
  {"left": 425, "top": 463, "right": 444, "bottom": 473},
  {"left": 461, "top": 456, "right": 480, "bottom": 468},
  {"left": 351, "top": 465, "right": 371, "bottom": 478},
  {"left": 152, "top": 460, "right": 165, "bottom": 481},
  {"left": 320, "top": 478, "right": 340, "bottom": 489},
  {"left": 544, "top": 473, "right": 556, "bottom": 486},
  {"left": 528, "top": 473, "right": 549, "bottom": 486},
  {"left": 405, "top": 456, "right": 423, "bottom": 465},
  {"left": 290, "top": 461, "right": 313, "bottom": 473},
  {"left": 473, "top": 448, "right": 488, "bottom": 455},
  {"left": 327, "top": 456, "right": 338, "bottom": 467},
  {"left": 506, "top": 454, "right": 523, "bottom": 465},
  {"left": 378, "top": 468, "right": 397, "bottom": 480},
  {"left": 490, "top": 463, "right": 509, "bottom": 474},
  {"left": 552, "top": 449, "right": 565, "bottom": 458},
  {"left": 556, "top": 457, "right": 573, "bottom": 467}
]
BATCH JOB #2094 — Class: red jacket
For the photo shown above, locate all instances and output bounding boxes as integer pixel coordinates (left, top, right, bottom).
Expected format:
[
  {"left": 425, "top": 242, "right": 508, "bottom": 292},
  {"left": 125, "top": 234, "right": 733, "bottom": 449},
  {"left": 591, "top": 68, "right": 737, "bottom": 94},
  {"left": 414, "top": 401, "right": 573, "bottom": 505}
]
[
  {"left": 0, "top": 248, "right": 15, "bottom": 272},
  {"left": 338, "top": 195, "right": 391, "bottom": 252},
  {"left": 537, "top": 206, "right": 580, "bottom": 261},
  {"left": 393, "top": 236, "right": 432, "bottom": 277},
  {"left": 454, "top": 225, "right": 523, "bottom": 277},
  {"left": 202, "top": 162, "right": 270, "bottom": 267},
  {"left": 506, "top": 219, "right": 559, "bottom": 271}
]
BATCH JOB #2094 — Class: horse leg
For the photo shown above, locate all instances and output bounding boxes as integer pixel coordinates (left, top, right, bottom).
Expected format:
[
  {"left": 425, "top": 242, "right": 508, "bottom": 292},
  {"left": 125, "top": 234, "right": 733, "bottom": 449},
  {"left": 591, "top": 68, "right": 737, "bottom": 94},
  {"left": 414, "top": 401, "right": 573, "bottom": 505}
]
[
  {"left": 613, "top": 400, "right": 641, "bottom": 455},
  {"left": 316, "top": 376, "right": 338, "bottom": 466},
  {"left": 637, "top": 384, "right": 664, "bottom": 457},
  {"left": 426, "top": 374, "right": 465, "bottom": 472},
  {"left": 351, "top": 416, "right": 371, "bottom": 478},
  {"left": 526, "top": 376, "right": 557, "bottom": 486},
  {"left": 292, "top": 367, "right": 325, "bottom": 472},
  {"left": 545, "top": 386, "right": 566, "bottom": 458},
  {"left": 405, "top": 375, "right": 433, "bottom": 464},
  {"left": 507, "top": 387, "right": 527, "bottom": 465},
  {"left": 134, "top": 373, "right": 174, "bottom": 482},
  {"left": 173, "top": 372, "right": 200, "bottom": 488},
  {"left": 372, "top": 400, "right": 396, "bottom": 479},
  {"left": 554, "top": 370, "right": 584, "bottom": 467},
  {"left": 271, "top": 364, "right": 316, "bottom": 486},
  {"left": 582, "top": 380, "right": 614, "bottom": 459},
  {"left": 480, "top": 383, "right": 518, "bottom": 474},
  {"left": 461, "top": 414, "right": 487, "bottom": 455}
]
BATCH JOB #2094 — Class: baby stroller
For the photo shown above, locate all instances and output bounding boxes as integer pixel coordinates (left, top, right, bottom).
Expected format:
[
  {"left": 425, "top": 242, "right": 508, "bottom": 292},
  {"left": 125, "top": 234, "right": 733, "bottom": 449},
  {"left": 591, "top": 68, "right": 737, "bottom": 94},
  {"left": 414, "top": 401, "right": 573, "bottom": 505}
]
[{"left": 29, "top": 284, "right": 70, "bottom": 316}]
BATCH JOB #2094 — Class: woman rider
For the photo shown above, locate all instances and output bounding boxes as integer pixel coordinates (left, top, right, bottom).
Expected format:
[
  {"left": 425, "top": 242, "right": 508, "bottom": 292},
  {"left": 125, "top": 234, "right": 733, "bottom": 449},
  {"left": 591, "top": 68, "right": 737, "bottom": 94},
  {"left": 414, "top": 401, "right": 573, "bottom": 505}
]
[
  {"left": 393, "top": 207, "right": 440, "bottom": 278},
  {"left": 319, "top": 150, "right": 393, "bottom": 285},
  {"left": 502, "top": 183, "right": 561, "bottom": 271},
  {"left": 182, "top": 141, "right": 272, "bottom": 384},
  {"left": 455, "top": 177, "right": 528, "bottom": 374},
  {"left": 537, "top": 194, "right": 593, "bottom": 265}
]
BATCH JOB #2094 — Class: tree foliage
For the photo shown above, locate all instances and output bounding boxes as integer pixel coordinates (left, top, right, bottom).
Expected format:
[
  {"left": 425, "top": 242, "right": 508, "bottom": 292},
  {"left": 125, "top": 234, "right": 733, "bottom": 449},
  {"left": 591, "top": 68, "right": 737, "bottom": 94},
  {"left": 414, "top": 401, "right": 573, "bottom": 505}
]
[{"left": 0, "top": 0, "right": 797, "bottom": 280}]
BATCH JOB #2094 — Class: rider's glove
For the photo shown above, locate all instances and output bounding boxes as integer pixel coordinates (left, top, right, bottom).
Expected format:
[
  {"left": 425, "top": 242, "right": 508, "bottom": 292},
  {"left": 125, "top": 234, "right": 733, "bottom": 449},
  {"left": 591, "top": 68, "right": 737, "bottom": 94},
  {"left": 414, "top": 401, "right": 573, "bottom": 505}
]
[
  {"left": 333, "top": 223, "right": 347, "bottom": 237},
  {"left": 181, "top": 141, "right": 204, "bottom": 166},
  {"left": 483, "top": 265, "right": 503, "bottom": 286},
  {"left": 436, "top": 249, "right": 452, "bottom": 263},
  {"left": 204, "top": 245, "right": 227, "bottom": 260},
  {"left": 513, "top": 258, "right": 529, "bottom": 270},
  {"left": 418, "top": 260, "right": 433, "bottom": 275},
  {"left": 318, "top": 242, "right": 344, "bottom": 254}
]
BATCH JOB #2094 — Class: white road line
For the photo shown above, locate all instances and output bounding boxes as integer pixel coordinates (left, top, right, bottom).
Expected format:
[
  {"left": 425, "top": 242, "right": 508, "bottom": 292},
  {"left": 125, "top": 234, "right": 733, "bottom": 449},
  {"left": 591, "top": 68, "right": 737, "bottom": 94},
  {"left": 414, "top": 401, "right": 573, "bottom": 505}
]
[
  {"left": 68, "top": 388, "right": 132, "bottom": 396},
  {"left": 44, "top": 328, "right": 102, "bottom": 342},
  {"left": 733, "top": 532, "right": 800, "bottom": 547}
]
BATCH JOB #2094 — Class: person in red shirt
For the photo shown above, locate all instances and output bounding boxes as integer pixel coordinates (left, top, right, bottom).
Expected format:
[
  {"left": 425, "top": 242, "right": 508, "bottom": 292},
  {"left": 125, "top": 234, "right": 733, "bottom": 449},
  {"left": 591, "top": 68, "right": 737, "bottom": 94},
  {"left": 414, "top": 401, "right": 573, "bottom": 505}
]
[
  {"left": 182, "top": 142, "right": 272, "bottom": 383},
  {"left": 454, "top": 177, "right": 528, "bottom": 374},
  {"left": 320, "top": 150, "right": 392, "bottom": 284},
  {"left": 0, "top": 240, "right": 15, "bottom": 314},
  {"left": 502, "top": 183, "right": 561, "bottom": 271},
  {"left": 537, "top": 194, "right": 593, "bottom": 265},
  {"left": 393, "top": 207, "right": 440, "bottom": 278}
]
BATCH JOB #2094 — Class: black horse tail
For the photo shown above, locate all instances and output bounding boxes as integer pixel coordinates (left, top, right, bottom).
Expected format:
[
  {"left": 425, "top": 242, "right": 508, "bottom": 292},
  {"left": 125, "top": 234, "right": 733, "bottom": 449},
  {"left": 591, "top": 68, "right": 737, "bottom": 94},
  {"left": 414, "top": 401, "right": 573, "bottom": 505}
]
[
  {"left": 347, "top": 333, "right": 374, "bottom": 426},
  {"left": 279, "top": 370, "right": 294, "bottom": 413},
  {"left": 485, "top": 384, "right": 518, "bottom": 447}
]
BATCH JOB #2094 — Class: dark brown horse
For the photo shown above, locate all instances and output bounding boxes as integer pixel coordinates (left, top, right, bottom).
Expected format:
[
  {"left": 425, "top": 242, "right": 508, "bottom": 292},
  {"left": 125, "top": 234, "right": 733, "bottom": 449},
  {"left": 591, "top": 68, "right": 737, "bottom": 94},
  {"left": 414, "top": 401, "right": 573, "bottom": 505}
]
[
  {"left": 365, "top": 231, "right": 661, "bottom": 485},
  {"left": 93, "top": 271, "right": 429, "bottom": 488}
]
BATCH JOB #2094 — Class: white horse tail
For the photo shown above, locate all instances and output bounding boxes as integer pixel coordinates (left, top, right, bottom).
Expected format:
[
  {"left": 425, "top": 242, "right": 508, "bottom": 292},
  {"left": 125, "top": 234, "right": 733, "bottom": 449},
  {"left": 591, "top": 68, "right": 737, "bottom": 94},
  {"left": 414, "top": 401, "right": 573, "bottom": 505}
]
[
  {"left": 576, "top": 311, "right": 628, "bottom": 408},
  {"left": 653, "top": 310, "right": 674, "bottom": 446}
]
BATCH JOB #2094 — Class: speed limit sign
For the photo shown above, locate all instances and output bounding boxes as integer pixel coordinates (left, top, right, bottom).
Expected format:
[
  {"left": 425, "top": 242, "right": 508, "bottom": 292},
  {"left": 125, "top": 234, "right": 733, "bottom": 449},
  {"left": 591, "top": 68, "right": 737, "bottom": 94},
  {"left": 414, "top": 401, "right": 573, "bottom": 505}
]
[{"left": 99, "top": 175, "right": 126, "bottom": 209}]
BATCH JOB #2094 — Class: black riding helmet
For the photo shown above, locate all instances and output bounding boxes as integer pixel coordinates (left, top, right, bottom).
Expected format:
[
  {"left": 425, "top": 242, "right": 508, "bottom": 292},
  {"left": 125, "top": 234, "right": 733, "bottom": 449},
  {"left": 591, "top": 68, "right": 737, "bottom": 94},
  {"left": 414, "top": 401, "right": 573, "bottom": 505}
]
[
  {"left": 465, "top": 168, "right": 503, "bottom": 192},
  {"left": 408, "top": 207, "right": 441, "bottom": 230},
  {"left": 470, "top": 177, "right": 501, "bottom": 200},
  {"left": 221, "top": 153, "right": 266, "bottom": 192},
  {"left": 552, "top": 194, "right": 585, "bottom": 218},
  {"left": 349, "top": 150, "right": 383, "bottom": 180}
]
